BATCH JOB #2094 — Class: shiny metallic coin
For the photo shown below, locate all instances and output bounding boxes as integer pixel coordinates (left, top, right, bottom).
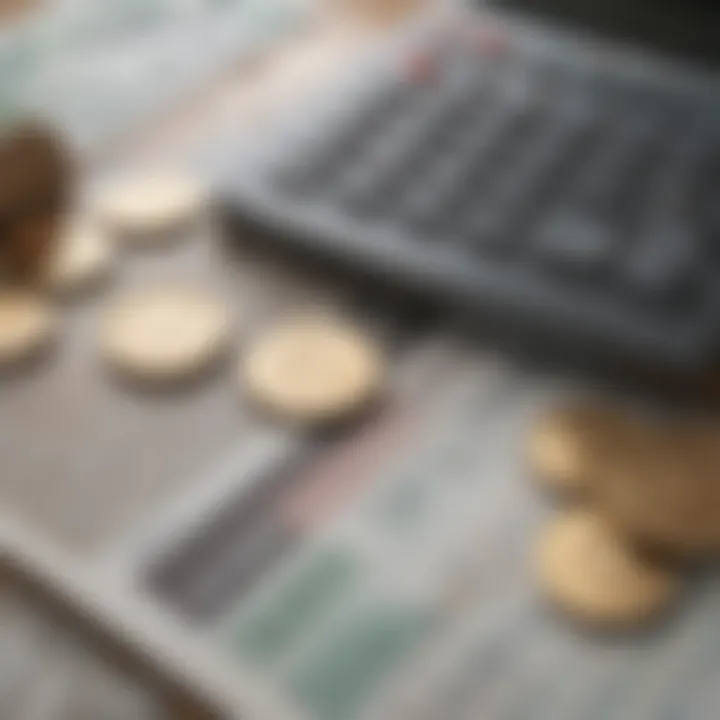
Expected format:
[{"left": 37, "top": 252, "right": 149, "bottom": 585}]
[
  {"left": 535, "top": 508, "right": 681, "bottom": 628},
  {"left": 528, "top": 403, "right": 624, "bottom": 496},
  {"left": 242, "top": 316, "right": 385, "bottom": 426}
]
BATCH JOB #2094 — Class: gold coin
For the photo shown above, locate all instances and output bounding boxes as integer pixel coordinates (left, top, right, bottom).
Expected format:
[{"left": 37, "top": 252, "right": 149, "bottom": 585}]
[
  {"left": 535, "top": 508, "right": 681, "bottom": 628},
  {"left": 103, "top": 286, "right": 230, "bottom": 383},
  {"left": 242, "top": 316, "right": 385, "bottom": 426},
  {"left": 596, "top": 422, "right": 720, "bottom": 555},
  {"left": 528, "top": 403, "right": 623, "bottom": 496},
  {"left": 96, "top": 173, "right": 205, "bottom": 242},
  {"left": 0, "top": 289, "right": 54, "bottom": 366},
  {"left": 46, "top": 220, "right": 113, "bottom": 295}
]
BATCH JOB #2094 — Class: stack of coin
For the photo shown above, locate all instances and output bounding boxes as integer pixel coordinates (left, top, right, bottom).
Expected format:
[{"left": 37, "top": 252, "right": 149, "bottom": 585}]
[
  {"left": 0, "top": 123, "right": 71, "bottom": 282},
  {"left": 0, "top": 163, "right": 214, "bottom": 374},
  {"left": 593, "top": 421, "right": 720, "bottom": 557},
  {"left": 0, "top": 124, "right": 69, "bottom": 370},
  {"left": 527, "top": 402, "right": 706, "bottom": 630},
  {"left": 527, "top": 403, "right": 627, "bottom": 497}
]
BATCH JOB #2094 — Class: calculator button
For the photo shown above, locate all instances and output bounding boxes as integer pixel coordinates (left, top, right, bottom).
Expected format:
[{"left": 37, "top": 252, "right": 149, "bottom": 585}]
[
  {"left": 483, "top": 113, "right": 595, "bottom": 223},
  {"left": 337, "top": 77, "right": 483, "bottom": 214},
  {"left": 652, "top": 132, "right": 709, "bottom": 218},
  {"left": 534, "top": 208, "right": 616, "bottom": 275},
  {"left": 465, "top": 206, "right": 516, "bottom": 255},
  {"left": 278, "top": 83, "right": 410, "bottom": 194},
  {"left": 622, "top": 225, "right": 698, "bottom": 305},
  {"left": 569, "top": 116, "right": 663, "bottom": 216},
  {"left": 396, "top": 96, "right": 527, "bottom": 230}
]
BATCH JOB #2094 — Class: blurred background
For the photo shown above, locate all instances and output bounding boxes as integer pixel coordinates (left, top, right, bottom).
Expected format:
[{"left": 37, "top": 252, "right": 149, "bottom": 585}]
[{"left": 1, "top": 1, "right": 720, "bottom": 719}]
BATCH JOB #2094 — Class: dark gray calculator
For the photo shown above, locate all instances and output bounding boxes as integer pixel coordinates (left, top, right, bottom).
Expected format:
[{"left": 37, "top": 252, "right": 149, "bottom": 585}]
[{"left": 219, "top": 0, "right": 720, "bottom": 375}]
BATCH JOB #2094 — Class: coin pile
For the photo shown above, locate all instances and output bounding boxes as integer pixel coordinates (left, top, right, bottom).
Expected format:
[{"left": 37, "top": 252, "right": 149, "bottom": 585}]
[
  {"left": 0, "top": 172, "right": 209, "bottom": 374},
  {"left": 529, "top": 402, "right": 720, "bottom": 630}
]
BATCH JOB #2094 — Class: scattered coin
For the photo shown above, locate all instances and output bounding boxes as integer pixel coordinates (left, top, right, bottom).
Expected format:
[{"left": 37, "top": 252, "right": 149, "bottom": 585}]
[
  {"left": 96, "top": 173, "right": 205, "bottom": 242},
  {"left": 0, "top": 289, "right": 55, "bottom": 367},
  {"left": 102, "top": 286, "right": 230, "bottom": 383},
  {"left": 528, "top": 403, "right": 622, "bottom": 496},
  {"left": 242, "top": 316, "right": 385, "bottom": 426},
  {"left": 46, "top": 220, "right": 113, "bottom": 295},
  {"left": 535, "top": 508, "right": 681, "bottom": 628}
]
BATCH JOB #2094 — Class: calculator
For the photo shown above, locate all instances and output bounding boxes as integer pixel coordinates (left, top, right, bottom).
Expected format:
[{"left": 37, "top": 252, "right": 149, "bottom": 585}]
[{"left": 218, "top": 0, "right": 720, "bottom": 375}]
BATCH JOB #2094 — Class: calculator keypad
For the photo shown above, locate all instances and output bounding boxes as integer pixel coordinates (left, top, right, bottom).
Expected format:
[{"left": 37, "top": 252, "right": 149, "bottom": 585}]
[{"left": 224, "top": 19, "right": 720, "bottom": 368}]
